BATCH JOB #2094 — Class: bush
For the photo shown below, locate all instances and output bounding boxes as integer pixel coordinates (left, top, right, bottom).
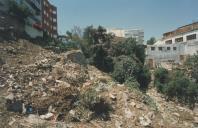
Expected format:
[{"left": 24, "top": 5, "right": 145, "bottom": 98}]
[
  {"left": 112, "top": 56, "right": 151, "bottom": 90},
  {"left": 137, "top": 66, "right": 151, "bottom": 90},
  {"left": 111, "top": 38, "right": 146, "bottom": 63},
  {"left": 185, "top": 54, "right": 198, "bottom": 83},
  {"left": 124, "top": 77, "right": 140, "bottom": 91},
  {"left": 154, "top": 68, "right": 198, "bottom": 108},
  {"left": 80, "top": 89, "right": 112, "bottom": 120},
  {"left": 112, "top": 55, "right": 141, "bottom": 84},
  {"left": 91, "top": 45, "right": 113, "bottom": 72}
]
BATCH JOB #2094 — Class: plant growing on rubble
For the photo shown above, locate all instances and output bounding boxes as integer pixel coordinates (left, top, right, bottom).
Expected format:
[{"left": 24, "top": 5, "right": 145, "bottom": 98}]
[
  {"left": 112, "top": 55, "right": 150, "bottom": 90},
  {"left": 80, "top": 89, "right": 112, "bottom": 120},
  {"left": 185, "top": 54, "right": 198, "bottom": 83},
  {"left": 154, "top": 68, "right": 198, "bottom": 108}
]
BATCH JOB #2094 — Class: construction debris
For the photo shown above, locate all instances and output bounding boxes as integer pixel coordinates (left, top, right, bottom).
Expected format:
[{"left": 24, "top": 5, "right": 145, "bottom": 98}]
[{"left": 0, "top": 39, "right": 197, "bottom": 128}]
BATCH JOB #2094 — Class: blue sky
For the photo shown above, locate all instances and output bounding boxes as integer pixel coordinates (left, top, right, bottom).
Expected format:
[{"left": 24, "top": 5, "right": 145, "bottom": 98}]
[{"left": 49, "top": 0, "right": 198, "bottom": 40}]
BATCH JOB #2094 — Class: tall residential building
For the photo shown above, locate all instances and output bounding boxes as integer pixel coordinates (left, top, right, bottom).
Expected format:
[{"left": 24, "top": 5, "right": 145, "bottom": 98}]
[
  {"left": 42, "top": 0, "right": 58, "bottom": 38},
  {"left": 0, "top": 0, "right": 43, "bottom": 38},
  {"left": 146, "top": 22, "right": 198, "bottom": 69},
  {"left": 107, "top": 28, "right": 144, "bottom": 44}
]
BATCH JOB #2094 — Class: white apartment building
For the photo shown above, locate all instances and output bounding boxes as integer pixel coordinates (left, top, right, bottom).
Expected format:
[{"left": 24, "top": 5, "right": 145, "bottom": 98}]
[
  {"left": 146, "top": 22, "right": 198, "bottom": 69},
  {"left": 107, "top": 28, "right": 144, "bottom": 44}
]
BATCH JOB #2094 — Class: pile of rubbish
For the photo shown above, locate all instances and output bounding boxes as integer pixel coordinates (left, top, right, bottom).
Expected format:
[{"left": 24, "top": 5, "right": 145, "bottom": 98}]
[{"left": 0, "top": 39, "right": 197, "bottom": 128}]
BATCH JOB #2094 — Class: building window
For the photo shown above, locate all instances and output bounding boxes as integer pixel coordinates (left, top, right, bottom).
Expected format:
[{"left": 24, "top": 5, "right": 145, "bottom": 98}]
[
  {"left": 158, "top": 47, "right": 163, "bottom": 51},
  {"left": 165, "top": 40, "right": 172, "bottom": 44},
  {"left": 187, "top": 34, "right": 196, "bottom": 41},
  {"left": 53, "top": 10, "right": 57, "bottom": 14},
  {"left": 167, "top": 47, "right": 171, "bottom": 50},
  {"left": 53, "top": 18, "right": 57, "bottom": 22},
  {"left": 175, "top": 37, "right": 183, "bottom": 43},
  {"left": 151, "top": 47, "right": 155, "bottom": 51},
  {"left": 173, "top": 47, "right": 177, "bottom": 50},
  {"left": 53, "top": 26, "right": 57, "bottom": 30}
]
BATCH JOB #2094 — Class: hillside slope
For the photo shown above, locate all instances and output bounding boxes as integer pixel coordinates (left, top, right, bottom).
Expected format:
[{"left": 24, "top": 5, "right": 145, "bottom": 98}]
[{"left": 0, "top": 39, "right": 197, "bottom": 128}]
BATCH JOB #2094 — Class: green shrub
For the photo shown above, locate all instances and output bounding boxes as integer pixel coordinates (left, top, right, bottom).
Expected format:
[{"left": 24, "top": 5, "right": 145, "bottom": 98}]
[
  {"left": 154, "top": 68, "right": 198, "bottom": 108},
  {"left": 125, "top": 77, "right": 140, "bottom": 91},
  {"left": 112, "top": 55, "right": 141, "bottom": 84},
  {"left": 80, "top": 89, "right": 112, "bottom": 120},
  {"left": 91, "top": 45, "right": 113, "bottom": 72}
]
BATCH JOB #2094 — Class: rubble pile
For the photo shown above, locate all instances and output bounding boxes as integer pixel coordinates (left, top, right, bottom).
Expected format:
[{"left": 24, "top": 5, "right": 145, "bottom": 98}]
[{"left": 0, "top": 39, "right": 197, "bottom": 128}]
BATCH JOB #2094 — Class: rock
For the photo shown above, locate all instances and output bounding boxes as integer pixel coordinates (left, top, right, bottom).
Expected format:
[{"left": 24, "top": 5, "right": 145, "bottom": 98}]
[
  {"left": 26, "top": 114, "right": 45, "bottom": 124},
  {"left": 69, "top": 110, "right": 75, "bottom": 116},
  {"left": 0, "top": 84, "right": 5, "bottom": 87},
  {"left": 8, "top": 117, "right": 16, "bottom": 126},
  {"left": 136, "top": 104, "right": 144, "bottom": 110},
  {"left": 139, "top": 116, "right": 152, "bottom": 127},
  {"left": 115, "top": 120, "right": 122, "bottom": 128},
  {"left": 173, "top": 112, "right": 180, "bottom": 117},
  {"left": 124, "top": 108, "right": 133, "bottom": 119},
  {"left": 5, "top": 93, "right": 14, "bottom": 100},
  {"left": 47, "top": 76, "right": 53, "bottom": 81},
  {"left": 194, "top": 117, "right": 198, "bottom": 123},
  {"left": 42, "top": 78, "right": 47, "bottom": 84},
  {"left": 29, "top": 81, "right": 33, "bottom": 86},
  {"left": 56, "top": 80, "right": 71, "bottom": 88},
  {"left": 117, "top": 84, "right": 124, "bottom": 87},
  {"left": 130, "top": 101, "right": 136, "bottom": 107},
  {"left": 40, "top": 113, "right": 54, "bottom": 120},
  {"left": 63, "top": 50, "right": 87, "bottom": 65},
  {"left": 109, "top": 93, "right": 116, "bottom": 101},
  {"left": 147, "top": 111, "right": 155, "bottom": 120}
]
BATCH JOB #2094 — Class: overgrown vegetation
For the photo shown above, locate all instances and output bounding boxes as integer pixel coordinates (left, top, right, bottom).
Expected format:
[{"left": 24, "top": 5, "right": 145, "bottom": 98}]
[
  {"left": 64, "top": 25, "right": 151, "bottom": 91},
  {"left": 185, "top": 54, "right": 198, "bottom": 83},
  {"left": 80, "top": 89, "right": 112, "bottom": 121},
  {"left": 154, "top": 68, "right": 198, "bottom": 108}
]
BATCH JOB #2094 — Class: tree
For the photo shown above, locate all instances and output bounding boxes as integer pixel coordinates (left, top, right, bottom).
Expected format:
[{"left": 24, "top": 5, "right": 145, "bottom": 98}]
[
  {"left": 147, "top": 37, "right": 156, "bottom": 45},
  {"left": 92, "top": 45, "right": 113, "bottom": 72},
  {"left": 111, "top": 38, "right": 146, "bottom": 63}
]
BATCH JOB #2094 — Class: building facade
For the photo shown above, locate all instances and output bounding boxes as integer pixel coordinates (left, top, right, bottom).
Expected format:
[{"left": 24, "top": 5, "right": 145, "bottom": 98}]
[
  {"left": 146, "top": 22, "right": 198, "bottom": 69},
  {"left": 0, "top": 0, "right": 43, "bottom": 38},
  {"left": 22, "top": 0, "right": 43, "bottom": 38},
  {"left": 42, "top": 0, "right": 58, "bottom": 38},
  {"left": 107, "top": 28, "right": 144, "bottom": 44}
]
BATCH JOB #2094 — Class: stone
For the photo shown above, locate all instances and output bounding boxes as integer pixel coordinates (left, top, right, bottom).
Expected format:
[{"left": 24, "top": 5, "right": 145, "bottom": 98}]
[
  {"left": 109, "top": 93, "right": 116, "bottom": 101},
  {"left": 29, "top": 81, "right": 33, "bottom": 86},
  {"left": 40, "top": 113, "right": 54, "bottom": 120},
  {"left": 69, "top": 110, "right": 75, "bottom": 116},
  {"left": 5, "top": 93, "right": 14, "bottom": 100},
  {"left": 115, "top": 120, "right": 122, "bottom": 128},
  {"left": 56, "top": 80, "right": 71, "bottom": 88},
  {"left": 8, "top": 117, "right": 16, "bottom": 126},
  {"left": 130, "top": 101, "right": 136, "bottom": 107},
  {"left": 42, "top": 78, "right": 47, "bottom": 84},
  {"left": 173, "top": 112, "right": 180, "bottom": 117},
  {"left": 47, "top": 76, "right": 53, "bottom": 81},
  {"left": 124, "top": 108, "right": 133, "bottom": 119},
  {"left": 139, "top": 116, "right": 152, "bottom": 127}
]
